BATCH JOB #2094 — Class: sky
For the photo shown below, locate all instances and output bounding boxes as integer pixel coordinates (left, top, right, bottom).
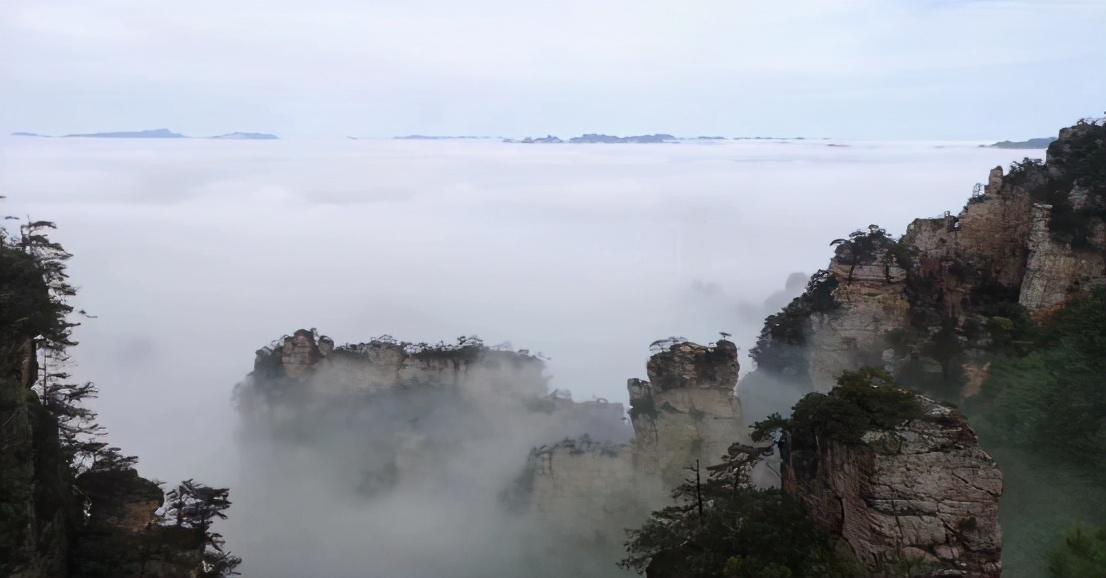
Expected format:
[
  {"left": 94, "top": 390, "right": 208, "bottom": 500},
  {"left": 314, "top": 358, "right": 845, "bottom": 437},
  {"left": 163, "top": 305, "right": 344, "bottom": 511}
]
[{"left": 2, "top": 0, "right": 1104, "bottom": 139}]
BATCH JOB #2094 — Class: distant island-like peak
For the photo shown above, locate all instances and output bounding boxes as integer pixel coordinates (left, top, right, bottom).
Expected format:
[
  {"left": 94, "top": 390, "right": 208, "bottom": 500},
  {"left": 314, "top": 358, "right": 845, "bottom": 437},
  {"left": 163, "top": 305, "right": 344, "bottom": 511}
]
[
  {"left": 210, "top": 132, "right": 279, "bottom": 140},
  {"left": 983, "top": 136, "right": 1057, "bottom": 149},
  {"left": 11, "top": 128, "right": 279, "bottom": 140},
  {"left": 65, "top": 128, "right": 185, "bottom": 139},
  {"left": 507, "top": 133, "right": 678, "bottom": 144}
]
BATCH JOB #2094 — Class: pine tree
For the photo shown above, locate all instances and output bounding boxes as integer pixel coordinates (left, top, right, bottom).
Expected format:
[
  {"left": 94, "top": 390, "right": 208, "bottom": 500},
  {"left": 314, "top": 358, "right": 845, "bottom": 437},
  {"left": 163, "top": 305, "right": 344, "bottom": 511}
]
[{"left": 164, "top": 480, "right": 242, "bottom": 577}]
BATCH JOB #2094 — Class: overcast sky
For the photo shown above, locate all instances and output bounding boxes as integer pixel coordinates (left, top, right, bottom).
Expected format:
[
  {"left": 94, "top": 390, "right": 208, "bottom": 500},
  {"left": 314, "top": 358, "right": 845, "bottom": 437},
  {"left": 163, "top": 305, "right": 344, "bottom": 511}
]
[{"left": 2, "top": 0, "right": 1104, "bottom": 139}]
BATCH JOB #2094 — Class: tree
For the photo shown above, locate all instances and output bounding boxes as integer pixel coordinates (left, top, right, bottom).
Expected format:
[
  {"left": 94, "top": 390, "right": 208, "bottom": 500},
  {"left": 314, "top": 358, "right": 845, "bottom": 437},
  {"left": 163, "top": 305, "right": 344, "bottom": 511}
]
[
  {"left": 1048, "top": 524, "right": 1106, "bottom": 578},
  {"left": 164, "top": 480, "right": 242, "bottom": 577},
  {"left": 620, "top": 443, "right": 861, "bottom": 578},
  {"left": 752, "top": 368, "right": 922, "bottom": 448}
]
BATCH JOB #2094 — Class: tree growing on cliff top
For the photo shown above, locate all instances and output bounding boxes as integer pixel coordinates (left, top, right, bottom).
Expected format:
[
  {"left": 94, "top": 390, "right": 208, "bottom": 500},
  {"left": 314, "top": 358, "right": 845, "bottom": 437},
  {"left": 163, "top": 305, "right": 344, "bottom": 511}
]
[{"left": 751, "top": 368, "right": 922, "bottom": 448}]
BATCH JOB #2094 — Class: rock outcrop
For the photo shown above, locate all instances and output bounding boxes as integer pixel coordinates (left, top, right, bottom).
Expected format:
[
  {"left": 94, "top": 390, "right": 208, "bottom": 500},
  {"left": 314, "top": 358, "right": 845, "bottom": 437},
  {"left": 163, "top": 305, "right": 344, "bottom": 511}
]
[
  {"left": 525, "top": 339, "right": 746, "bottom": 540},
  {"left": 1, "top": 232, "right": 215, "bottom": 578},
  {"left": 782, "top": 396, "right": 1003, "bottom": 577},
  {"left": 1018, "top": 202, "right": 1106, "bottom": 316},
  {"left": 245, "top": 330, "right": 548, "bottom": 402},
  {"left": 753, "top": 120, "right": 1106, "bottom": 399},
  {"left": 523, "top": 437, "right": 661, "bottom": 544},
  {"left": 76, "top": 469, "right": 164, "bottom": 533},
  {"left": 0, "top": 369, "right": 70, "bottom": 578},
  {"left": 239, "top": 332, "right": 746, "bottom": 550},
  {"left": 628, "top": 339, "right": 745, "bottom": 485},
  {"left": 805, "top": 243, "right": 912, "bottom": 391}
]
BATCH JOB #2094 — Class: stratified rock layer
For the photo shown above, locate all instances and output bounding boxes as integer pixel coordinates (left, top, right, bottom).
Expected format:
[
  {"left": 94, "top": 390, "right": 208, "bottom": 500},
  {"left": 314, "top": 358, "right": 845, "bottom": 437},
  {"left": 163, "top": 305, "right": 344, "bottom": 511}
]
[
  {"left": 782, "top": 398, "right": 1002, "bottom": 577},
  {"left": 527, "top": 339, "right": 746, "bottom": 540},
  {"left": 629, "top": 340, "right": 745, "bottom": 486},
  {"left": 758, "top": 122, "right": 1105, "bottom": 397}
]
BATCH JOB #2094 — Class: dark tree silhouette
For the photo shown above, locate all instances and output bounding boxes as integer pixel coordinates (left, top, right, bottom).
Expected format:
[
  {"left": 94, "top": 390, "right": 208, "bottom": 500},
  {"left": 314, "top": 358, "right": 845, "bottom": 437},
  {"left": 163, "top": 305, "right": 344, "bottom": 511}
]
[{"left": 164, "top": 480, "right": 242, "bottom": 576}]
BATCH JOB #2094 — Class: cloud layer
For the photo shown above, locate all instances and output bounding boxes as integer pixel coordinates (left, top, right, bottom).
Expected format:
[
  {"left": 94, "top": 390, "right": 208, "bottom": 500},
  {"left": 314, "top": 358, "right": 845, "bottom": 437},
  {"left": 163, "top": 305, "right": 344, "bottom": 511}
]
[{"left": 1, "top": 136, "right": 1035, "bottom": 572}]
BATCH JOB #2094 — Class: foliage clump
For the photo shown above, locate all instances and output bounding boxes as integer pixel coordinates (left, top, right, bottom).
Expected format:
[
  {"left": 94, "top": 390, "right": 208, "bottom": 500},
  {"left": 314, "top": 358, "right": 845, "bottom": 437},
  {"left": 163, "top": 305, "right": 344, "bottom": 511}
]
[
  {"left": 1, "top": 207, "right": 241, "bottom": 577},
  {"left": 620, "top": 445, "right": 862, "bottom": 578},
  {"left": 752, "top": 368, "right": 924, "bottom": 447},
  {"left": 1005, "top": 119, "right": 1106, "bottom": 247},
  {"left": 969, "top": 288, "right": 1106, "bottom": 470},
  {"left": 831, "top": 224, "right": 914, "bottom": 279},
  {"left": 750, "top": 269, "right": 838, "bottom": 375},
  {"left": 1047, "top": 524, "right": 1106, "bottom": 578}
]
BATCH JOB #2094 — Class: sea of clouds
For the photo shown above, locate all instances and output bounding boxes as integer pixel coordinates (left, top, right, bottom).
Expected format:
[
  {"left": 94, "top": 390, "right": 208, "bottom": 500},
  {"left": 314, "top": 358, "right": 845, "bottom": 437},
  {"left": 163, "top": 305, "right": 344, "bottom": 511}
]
[{"left": 0, "top": 135, "right": 1034, "bottom": 573}]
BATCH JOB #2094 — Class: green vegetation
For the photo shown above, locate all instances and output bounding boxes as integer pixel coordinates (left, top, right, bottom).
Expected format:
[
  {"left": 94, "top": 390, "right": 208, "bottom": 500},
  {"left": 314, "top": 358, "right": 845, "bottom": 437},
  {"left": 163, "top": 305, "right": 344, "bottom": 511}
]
[
  {"left": 620, "top": 445, "right": 862, "bottom": 578},
  {"left": 164, "top": 480, "right": 242, "bottom": 575},
  {"left": 963, "top": 289, "right": 1106, "bottom": 577},
  {"left": 969, "top": 288, "right": 1106, "bottom": 471},
  {"left": 750, "top": 269, "right": 838, "bottom": 376},
  {"left": 831, "top": 224, "right": 915, "bottom": 278},
  {"left": 1005, "top": 120, "right": 1106, "bottom": 247},
  {"left": 1048, "top": 524, "right": 1106, "bottom": 578},
  {"left": 1, "top": 209, "right": 240, "bottom": 577},
  {"left": 752, "top": 368, "right": 923, "bottom": 447}
]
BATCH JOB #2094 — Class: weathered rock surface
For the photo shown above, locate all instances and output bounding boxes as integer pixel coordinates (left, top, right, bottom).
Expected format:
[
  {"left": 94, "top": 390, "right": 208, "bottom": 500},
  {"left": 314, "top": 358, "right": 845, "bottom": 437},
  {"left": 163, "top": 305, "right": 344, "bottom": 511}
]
[
  {"left": 806, "top": 257, "right": 912, "bottom": 392},
  {"left": 77, "top": 469, "right": 164, "bottom": 533},
  {"left": 629, "top": 340, "right": 746, "bottom": 485},
  {"left": 526, "top": 339, "right": 747, "bottom": 537},
  {"left": 756, "top": 121, "right": 1105, "bottom": 397},
  {"left": 246, "top": 330, "right": 548, "bottom": 402},
  {"left": 524, "top": 437, "right": 662, "bottom": 544},
  {"left": 1018, "top": 202, "right": 1106, "bottom": 316},
  {"left": 782, "top": 397, "right": 1003, "bottom": 577}
]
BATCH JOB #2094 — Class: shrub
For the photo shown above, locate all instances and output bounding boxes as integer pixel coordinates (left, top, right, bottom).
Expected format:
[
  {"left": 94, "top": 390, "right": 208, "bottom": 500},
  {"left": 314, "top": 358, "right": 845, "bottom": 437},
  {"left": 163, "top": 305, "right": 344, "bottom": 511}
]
[
  {"left": 621, "top": 445, "right": 863, "bottom": 578},
  {"left": 752, "top": 368, "right": 923, "bottom": 447},
  {"left": 1047, "top": 524, "right": 1106, "bottom": 578}
]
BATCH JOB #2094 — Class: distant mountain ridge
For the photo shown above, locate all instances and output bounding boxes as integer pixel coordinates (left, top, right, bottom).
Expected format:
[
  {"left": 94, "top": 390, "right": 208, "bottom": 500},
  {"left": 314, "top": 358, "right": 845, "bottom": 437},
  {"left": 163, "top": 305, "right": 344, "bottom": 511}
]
[
  {"left": 506, "top": 133, "right": 678, "bottom": 144},
  {"left": 209, "top": 132, "right": 279, "bottom": 140},
  {"left": 11, "top": 128, "right": 278, "bottom": 140},
  {"left": 983, "top": 137, "right": 1056, "bottom": 149}
]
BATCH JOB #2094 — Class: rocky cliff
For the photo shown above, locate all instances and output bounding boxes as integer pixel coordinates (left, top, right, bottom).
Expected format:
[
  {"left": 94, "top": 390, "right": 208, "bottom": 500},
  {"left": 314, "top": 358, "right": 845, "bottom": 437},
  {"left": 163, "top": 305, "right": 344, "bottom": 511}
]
[
  {"left": 628, "top": 339, "right": 745, "bottom": 486},
  {"left": 521, "top": 339, "right": 746, "bottom": 543},
  {"left": 0, "top": 343, "right": 69, "bottom": 578},
  {"left": 1, "top": 226, "right": 216, "bottom": 578},
  {"left": 782, "top": 395, "right": 1003, "bottom": 577},
  {"left": 237, "top": 331, "right": 747, "bottom": 556},
  {"left": 753, "top": 120, "right": 1106, "bottom": 399}
]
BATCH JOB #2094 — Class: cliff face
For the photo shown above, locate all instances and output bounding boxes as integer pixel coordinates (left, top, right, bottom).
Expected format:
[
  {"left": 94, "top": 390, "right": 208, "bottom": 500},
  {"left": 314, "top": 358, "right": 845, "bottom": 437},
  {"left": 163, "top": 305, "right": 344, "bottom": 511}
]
[
  {"left": 1, "top": 233, "right": 211, "bottom": 578},
  {"left": 1019, "top": 202, "right": 1106, "bottom": 316},
  {"left": 782, "top": 397, "right": 1003, "bottom": 577},
  {"left": 239, "top": 331, "right": 746, "bottom": 552},
  {"left": 524, "top": 437, "right": 662, "bottom": 544},
  {"left": 525, "top": 339, "right": 746, "bottom": 541},
  {"left": 0, "top": 355, "right": 69, "bottom": 578},
  {"left": 805, "top": 255, "right": 912, "bottom": 391},
  {"left": 628, "top": 340, "right": 745, "bottom": 486},
  {"left": 245, "top": 329, "right": 548, "bottom": 402},
  {"left": 756, "top": 121, "right": 1106, "bottom": 398}
]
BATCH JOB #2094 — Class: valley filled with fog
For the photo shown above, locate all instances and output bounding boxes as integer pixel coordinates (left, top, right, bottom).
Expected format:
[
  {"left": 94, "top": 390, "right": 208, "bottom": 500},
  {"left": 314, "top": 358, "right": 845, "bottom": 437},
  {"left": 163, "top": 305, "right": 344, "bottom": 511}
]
[{"left": 1, "top": 136, "right": 1035, "bottom": 572}]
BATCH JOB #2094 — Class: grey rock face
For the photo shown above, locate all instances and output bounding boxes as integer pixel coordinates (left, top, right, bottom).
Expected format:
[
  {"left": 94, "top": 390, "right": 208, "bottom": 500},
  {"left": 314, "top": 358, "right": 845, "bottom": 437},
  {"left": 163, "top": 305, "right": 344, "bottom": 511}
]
[{"left": 782, "top": 397, "right": 1003, "bottom": 577}]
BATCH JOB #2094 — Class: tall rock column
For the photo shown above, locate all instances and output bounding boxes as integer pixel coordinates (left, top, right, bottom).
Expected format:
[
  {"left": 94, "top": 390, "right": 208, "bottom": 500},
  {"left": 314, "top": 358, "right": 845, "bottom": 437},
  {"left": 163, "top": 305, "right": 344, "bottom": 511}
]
[{"left": 627, "top": 339, "right": 745, "bottom": 487}]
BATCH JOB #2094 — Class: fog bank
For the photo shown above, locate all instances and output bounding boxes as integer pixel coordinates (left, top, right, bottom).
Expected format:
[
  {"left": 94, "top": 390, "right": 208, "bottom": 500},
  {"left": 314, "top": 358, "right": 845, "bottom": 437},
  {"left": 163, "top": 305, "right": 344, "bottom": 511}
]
[{"left": 0, "top": 136, "right": 1035, "bottom": 572}]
